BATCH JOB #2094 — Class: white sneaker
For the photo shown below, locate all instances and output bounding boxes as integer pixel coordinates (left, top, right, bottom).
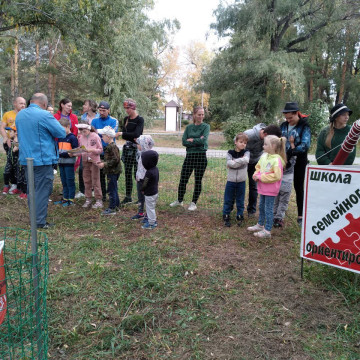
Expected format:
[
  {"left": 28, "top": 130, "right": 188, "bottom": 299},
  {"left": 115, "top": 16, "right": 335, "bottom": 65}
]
[
  {"left": 188, "top": 202, "right": 197, "bottom": 211},
  {"left": 9, "top": 184, "right": 17, "bottom": 193},
  {"left": 82, "top": 199, "right": 92, "bottom": 208},
  {"left": 247, "top": 223, "right": 264, "bottom": 232},
  {"left": 53, "top": 169, "right": 57, "bottom": 175},
  {"left": 254, "top": 229, "right": 271, "bottom": 238},
  {"left": 92, "top": 200, "right": 103, "bottom": 209},
  {"left": 170, "top": 200, "right": 183, "bottom": 207},
  {"left": 75, "top": 192, "right": 85, "bottom": 199}
]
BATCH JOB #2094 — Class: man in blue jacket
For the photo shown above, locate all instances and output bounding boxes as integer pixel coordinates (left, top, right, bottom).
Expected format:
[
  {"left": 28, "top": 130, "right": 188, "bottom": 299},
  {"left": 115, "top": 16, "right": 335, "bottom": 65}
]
[
  {"left": 16, "top": 93, "right": 66, "bottom": 229},
  {"left": 91, "top": 101, "right": 118, "bottom": 201}
]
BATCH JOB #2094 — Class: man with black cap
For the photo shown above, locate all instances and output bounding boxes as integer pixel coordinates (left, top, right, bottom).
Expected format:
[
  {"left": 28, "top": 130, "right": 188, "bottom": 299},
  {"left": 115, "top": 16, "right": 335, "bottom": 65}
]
[
  {"left": 280, "top": 102, "right": 311, "bottom": 226},
  {"left": 91, "top": 101, "right": 118, "bottom": 201},
  {"left": 316, "top": 103, "right": 355, "bottom": 165}
]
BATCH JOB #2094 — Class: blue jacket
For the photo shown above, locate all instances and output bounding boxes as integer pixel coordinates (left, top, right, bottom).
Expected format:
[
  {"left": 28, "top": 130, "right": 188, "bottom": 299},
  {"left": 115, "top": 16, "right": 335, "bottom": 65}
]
[
  {"left": 280, "top": 116, "right": 311, "bottom": 162},
  {"left": 91, "top": 115, "right": 118, "bottom": 148},
  {"left": 16, "top": 104, "right": 66, "bottom": 166}
]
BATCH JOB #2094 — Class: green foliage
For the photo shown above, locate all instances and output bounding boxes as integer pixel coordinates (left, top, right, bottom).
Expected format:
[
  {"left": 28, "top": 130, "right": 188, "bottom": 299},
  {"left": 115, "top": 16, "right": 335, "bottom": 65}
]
[
  {"left": 304, "top": 100, "right": 329, "bottom": 139},
  {"left": 222, "top": 113, "right": 255, "bottom": 146}
]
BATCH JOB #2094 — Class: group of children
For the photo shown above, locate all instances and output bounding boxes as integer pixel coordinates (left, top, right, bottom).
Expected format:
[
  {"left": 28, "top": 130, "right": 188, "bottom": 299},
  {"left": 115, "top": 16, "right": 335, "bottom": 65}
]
[
  {"left": 223, "top": 130, "right": 294, "bottom": 238},
  {"left": 53, "top": 117, "right": 159, "bottom": 229},
  {"left": 2, "top": 126, "right": 27, "bottom": 198}
]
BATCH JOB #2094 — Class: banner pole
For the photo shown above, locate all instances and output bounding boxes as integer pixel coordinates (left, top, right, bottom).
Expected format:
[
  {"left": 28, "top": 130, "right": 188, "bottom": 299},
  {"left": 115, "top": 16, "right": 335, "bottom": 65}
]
[{"left": 26, "top": 158, "right": 44, "bottom": 360}]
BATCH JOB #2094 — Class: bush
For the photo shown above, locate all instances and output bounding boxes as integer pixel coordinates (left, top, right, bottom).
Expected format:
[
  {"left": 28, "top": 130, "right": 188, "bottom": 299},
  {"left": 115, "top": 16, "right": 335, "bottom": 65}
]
[
  {"left": 222, "top": 113, "right": 256, "bottom": 146},
  {"left": 304, "top": 100, "right": 329, "bottom": 139}
]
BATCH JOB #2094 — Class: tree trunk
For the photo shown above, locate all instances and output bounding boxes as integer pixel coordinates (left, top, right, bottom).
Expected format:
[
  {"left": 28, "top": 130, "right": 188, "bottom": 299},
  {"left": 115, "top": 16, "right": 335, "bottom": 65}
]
[
  {"left": 308, "top": 55, "right": 315, "bottom": 101},
  {"left": 338, "top": 27, "right": 350, "bottom": 103},
  {"left": 48, "top": 41, "right": 53, "bottom": 103},
  {"left": 10, "top": 56, "right": 15, "bottom": 101},
  {"left": 35, "top": 41, "right": 40, "bottom": 92},
  {"left": 14, "top": 37, "right": 19, "bottom": 97}
]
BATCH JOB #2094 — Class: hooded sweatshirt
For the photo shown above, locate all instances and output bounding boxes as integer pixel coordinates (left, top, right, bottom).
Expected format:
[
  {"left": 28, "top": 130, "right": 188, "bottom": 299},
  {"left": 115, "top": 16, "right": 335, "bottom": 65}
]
[
  {"left": 226, "top": 149, "right": 250, "bottom": 183},
  {"left": 136, "top": 135, "right": 155, "bottom": 181},
  {"left": 141, "top": 150, "right": 159, "bottom": 196},
  {"left": 244, "top": 123, "right": 266, "bottom": 164}
]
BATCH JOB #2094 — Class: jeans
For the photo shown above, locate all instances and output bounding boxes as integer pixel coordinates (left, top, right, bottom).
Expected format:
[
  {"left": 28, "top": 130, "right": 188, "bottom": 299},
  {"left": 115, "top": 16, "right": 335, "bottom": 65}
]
[
  {"left": 107, "top": 173, "right": 120, "bottom": 209},
  {"left": 24, "top": 165, "right": 54, "bottom": 227},
  {"left": 258, "top": 194, "right": 275, "bottom": 231},
  {"left": 247, "top": 163, "right": 258, "bottom": 214},
  {"left": 122, "top": 146, "right": 138, "bottom": 199},
  {"left": 137, "top": 179, "right": 145, "bottom": 213},
  {"left": 59, "top": 165, "right": 76, "bottom": 201},
  {"left": 223, "top": 181, "right": 245, "bottom": 216},
  {"left": 294, "top": 157, "right": 307, "bottom": 217},
  {"left": 178, "top": 152, "right": 207, "bottom": 203},
  {"left": 78, "top": 158, "right": 85, "bottom": 193}
]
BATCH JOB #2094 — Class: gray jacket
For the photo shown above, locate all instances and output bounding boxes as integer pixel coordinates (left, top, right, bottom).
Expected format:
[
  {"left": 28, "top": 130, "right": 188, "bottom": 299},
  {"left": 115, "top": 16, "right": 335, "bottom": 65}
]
[
  {"left": 244, "top": 123, "right": 266, "bottom": 164},
  {"left": 226, "top": 150, "right": 250, "bottom": 183}
]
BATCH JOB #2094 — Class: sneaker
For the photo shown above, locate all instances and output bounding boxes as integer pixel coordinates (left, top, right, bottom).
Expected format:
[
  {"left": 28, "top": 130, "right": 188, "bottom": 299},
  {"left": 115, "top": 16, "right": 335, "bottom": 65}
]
[
  {"left": 82, "top": 199, "right": 92, "bottom": 208},
  {"left": 9, "top": 184, "right": 17, "bottom": 193},
  {"left": 2, "top": 186, "right": 10, "bottom": 194},
  {"left": 141, "top": 215, "right": 148, "bottom": 224},
  {"left": 19, "top": 192, "right": 27, "bottom": 199},
  {"left": 92, "top": 200, "right": 103, "bottom": 209},
  {"left": 53, "top": 169, "right": 57, "bottom": 175},
  {"left": 188, "top": 202, "right": 197, "bottom": 211},
  {"left": 170, "top": 200, "right": 183, "bottom": 207},
  {"left": 102, "top": 208, "right": 117, "bottom": 215},
  {"left": 273, "top": 219, "right": 284, "bottom": 228},
  {"left": 75, "top": 192, "right": 85, "bottom": 199},
  {"left": 121, "top": 197, "right": 133, "bottom": 205},
  {"left": 54, "top": 199, "right": 67, "bottom": 205},
  {"left": 236, "top": 215, "right": 244, "bottom": 227},
  {"left": 37, "top": 222, "right": 55, "bottom": 229},
  {"left": 132, "top": 212, "right": 145, "bottom": 220},
  {"left": 63, "top": 201, "right": 75, "bottom": 207},
  {"left": 9, "top": 188, "right": 21, "bottom": 195},
  {"left": 142, "top": 221, "right": 158, "bottom": 229},
  {"left": 223, "top": 215, "right": 231, "bottom": 227},
  {"left": 297, "top": 218, "right": 302, "bottom": 226},
  {"left": 254, "top": 229, "right": 271, "bottom": 238},
  {"left": 247, "top": 223, "right": 264, "bottom": 232},
  {"left": 248, "top": 212, "right": 256, "bottom": 218}
]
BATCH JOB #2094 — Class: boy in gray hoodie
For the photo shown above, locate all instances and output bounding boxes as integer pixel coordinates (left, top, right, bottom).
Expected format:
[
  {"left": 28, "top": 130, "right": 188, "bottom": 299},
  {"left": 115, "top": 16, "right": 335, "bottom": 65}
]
[{"left": 222, "top": 133, "right": 250, "bottom": 227}]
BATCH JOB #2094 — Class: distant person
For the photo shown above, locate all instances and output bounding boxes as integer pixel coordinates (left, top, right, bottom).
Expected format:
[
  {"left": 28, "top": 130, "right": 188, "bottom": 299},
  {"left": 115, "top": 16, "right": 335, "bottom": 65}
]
[
  {"left": 2, "top": 125, "right": 26, "bottom": 198},
  {"left": 91, "top": 101, "right": 118, "bottom": 202},
  {"left": 47, "top": 105, "right": 54, "bottom": 114},
  {"left": 280, "top": 102, "right": 311, "bottom": 226},
  {"left": 1, "top": 96, "right": 26, "bottom": 151},
  {"left": 244, "top": 124, "right": 282, "bottom": 217},
  {"left": 141, "top": 150, "right": 159, "bottom": 229},
  {"left": 170, "top": 106, "right": 210, "bottom": 211},
  {"left": 76, "top": 124, "right": 103, "bottom": 209},
  {"left": 247, "top": 135, "right": 286, "bottom": 238},
  {"left": 81, "top": 100, "right": 98, "bottom": 125},
  {"left": 222, "top": 133, "right": 249, "bottom": 227},
  {"left": 316, "top": 104, "right": 355, "bottom": 165},
  {"left": 54, "top": 98, "right": 79, "bottom": 137},
  {"left": 131, "top": 135, "right": 155, "bottom": 221},
  {"left": 116, "top": 99, "right": 144, "bottom": 205},
  {"left": 96, "top": 126, "right": 122, "bottom": 216},
  {"left": 54, "top": 118, "right": 79, "bottom": 207},
  {"left": 16, "top": 93, "right": 66, "bottom": 229}
]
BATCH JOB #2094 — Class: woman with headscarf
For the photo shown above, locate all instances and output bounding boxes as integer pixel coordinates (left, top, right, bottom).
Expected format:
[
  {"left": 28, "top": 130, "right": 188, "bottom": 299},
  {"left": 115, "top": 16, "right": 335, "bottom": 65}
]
[{"left": 316, "top": 104, "right": 355, "bottom": 165}]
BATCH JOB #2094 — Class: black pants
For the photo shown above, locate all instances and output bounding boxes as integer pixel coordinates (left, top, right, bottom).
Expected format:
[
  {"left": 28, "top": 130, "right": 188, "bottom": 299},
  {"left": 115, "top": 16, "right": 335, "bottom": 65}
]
[
  {"left": 122, "top": 146, "right": 138, "bottom": 199},
  {"left": 294, "top": 158, "right": 308, "bottom": 217},
  {"left": 99, "top": 154, "right": 107, "bottom": 201},
  {"left": 178, "top": 152, "right": 207, "bottom": 204},
  {"left": 78, "top": 158, "right": 85, "bottom": 194},
  {"left": 247, "top": 163, "right": 258, "bottom": 214}
]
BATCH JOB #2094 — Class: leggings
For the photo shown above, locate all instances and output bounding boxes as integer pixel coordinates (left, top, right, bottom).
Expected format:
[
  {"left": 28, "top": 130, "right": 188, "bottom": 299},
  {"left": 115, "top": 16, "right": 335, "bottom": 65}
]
[
  {"left": 178, "top": 152, "right": 207, "bottom": 204},
  {"left": 294, "top": 158, "right": 308, "bottom": 217},
  {"left": 122, "top": 146, "right": 138, "bottom": 199}
]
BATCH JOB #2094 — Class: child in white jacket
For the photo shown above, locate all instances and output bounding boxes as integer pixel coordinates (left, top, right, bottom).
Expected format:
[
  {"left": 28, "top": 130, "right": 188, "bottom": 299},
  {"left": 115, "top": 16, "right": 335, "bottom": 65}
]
[{"left": 222, "top": 133, "right": 250, "bottom": 227}]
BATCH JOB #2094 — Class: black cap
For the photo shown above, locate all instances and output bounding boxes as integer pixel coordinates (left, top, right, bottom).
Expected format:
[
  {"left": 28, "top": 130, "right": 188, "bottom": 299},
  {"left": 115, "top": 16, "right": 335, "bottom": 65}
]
[
  {"left": 282, "top": 102, "right": 299, "bottom": 113},
  {"left": 330, "top": 104, "right": 352, "bottom": 122},
  {"left": 98, "top": 101, "right": 110, "bottom": 110}
]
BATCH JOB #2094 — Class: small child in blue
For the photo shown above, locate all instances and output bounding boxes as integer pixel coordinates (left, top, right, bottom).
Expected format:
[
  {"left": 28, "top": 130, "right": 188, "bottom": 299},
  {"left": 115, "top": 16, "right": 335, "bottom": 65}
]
[
  {"left": 55, "top": 118, "right": 79, "bottom": 206},
  {"left": 222, "top": 132, "right": 250, "bottom": 227},
  {"left": 141, "top": 150, "right": 159, "bottom": 229}
]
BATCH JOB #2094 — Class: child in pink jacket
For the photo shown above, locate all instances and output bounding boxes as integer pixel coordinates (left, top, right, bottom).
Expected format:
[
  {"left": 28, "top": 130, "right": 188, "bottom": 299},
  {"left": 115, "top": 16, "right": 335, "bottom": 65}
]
[
  {"left": 76, "top": 124, "right": 103, "bottom": 209},
  {"left": 247, "top": 135, "right": 286, "bottom": 238}
]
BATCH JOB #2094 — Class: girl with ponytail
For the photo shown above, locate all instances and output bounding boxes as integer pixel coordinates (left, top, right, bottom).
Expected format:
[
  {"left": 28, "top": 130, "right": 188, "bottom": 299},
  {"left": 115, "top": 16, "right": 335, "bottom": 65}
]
[{"left": 247, "top": 135, "right": 286, "bottom": 238}]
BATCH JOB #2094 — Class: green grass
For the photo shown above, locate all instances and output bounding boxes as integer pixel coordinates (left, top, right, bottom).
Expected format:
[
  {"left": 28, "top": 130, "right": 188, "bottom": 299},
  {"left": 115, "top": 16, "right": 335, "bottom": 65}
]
[{"left": 0, "top": 152, "right": 359, "bottom": 359}]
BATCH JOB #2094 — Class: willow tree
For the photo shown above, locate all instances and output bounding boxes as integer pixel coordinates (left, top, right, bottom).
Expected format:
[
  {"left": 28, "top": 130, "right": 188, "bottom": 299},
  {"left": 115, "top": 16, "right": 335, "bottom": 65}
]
[{"left": 203, "top": 0, "right": 360, "bottom": 121}]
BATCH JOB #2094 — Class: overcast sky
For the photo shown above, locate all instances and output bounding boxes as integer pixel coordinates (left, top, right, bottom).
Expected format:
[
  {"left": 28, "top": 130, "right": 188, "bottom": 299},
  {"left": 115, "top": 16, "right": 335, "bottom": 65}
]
[{"left": 148, "top": 0, "right": 227, "bottom": 49}]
